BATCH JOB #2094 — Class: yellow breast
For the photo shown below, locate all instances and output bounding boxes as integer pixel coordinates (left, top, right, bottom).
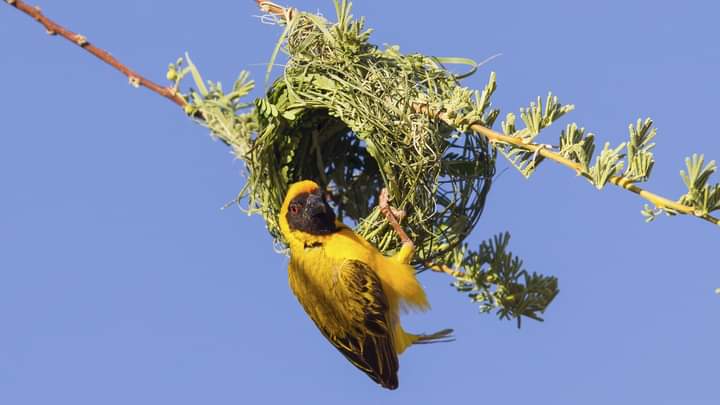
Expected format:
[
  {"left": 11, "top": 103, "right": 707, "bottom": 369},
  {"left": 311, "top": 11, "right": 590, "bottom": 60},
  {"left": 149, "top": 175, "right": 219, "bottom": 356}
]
[{"left": 287, "top": 225, "right": 429, "bottom": 316}]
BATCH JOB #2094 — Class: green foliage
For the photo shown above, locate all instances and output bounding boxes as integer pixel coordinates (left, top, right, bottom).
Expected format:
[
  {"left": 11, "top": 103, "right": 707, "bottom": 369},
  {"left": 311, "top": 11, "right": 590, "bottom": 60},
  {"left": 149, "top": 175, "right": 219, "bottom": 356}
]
[
  {"left": 499, "top": 94, "right": 574, "bottom": 178},
  {"left": 559, "top": 123, "right": 595, "bottom": 171},
  {"left": 451, "top": 233, "right": 559, "bottom": 327},
  {"left": 624, "top": 118, "right": 656, "bottom": 183},
  {"left": 166, "top": 55, "right": 257, "bottom": 157},
  {"left": 499, "top": 99, "right": 720, "bottom": 223},
  {"left": 678, "top": 154, "right": 720, "bottom": 216},
  {"left": 641, "top": 153, "right": 720, "bottom": 222},
  {"left": 588, "top": 142, "right": 626, "bottom": 189}
]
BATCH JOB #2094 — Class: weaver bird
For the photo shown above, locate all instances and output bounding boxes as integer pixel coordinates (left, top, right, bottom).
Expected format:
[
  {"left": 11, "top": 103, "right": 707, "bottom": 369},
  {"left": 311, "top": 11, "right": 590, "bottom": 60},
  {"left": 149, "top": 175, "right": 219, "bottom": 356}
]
[{"left": 279, "top": 180, "right": 452, "bottom": 390}]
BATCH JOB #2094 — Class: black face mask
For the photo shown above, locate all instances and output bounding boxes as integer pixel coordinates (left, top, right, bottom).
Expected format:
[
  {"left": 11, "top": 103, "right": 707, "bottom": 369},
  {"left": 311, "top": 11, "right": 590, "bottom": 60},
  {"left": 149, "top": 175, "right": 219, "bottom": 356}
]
[{"left": 286, "top": 190, "right": 337, "bottom": 235}]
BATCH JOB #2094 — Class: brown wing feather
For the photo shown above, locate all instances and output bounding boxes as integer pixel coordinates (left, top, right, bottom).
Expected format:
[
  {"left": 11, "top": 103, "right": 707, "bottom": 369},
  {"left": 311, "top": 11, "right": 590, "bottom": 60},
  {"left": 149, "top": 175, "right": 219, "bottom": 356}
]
[
  {"left": 329, "top": 260, "right": 398, "bottom": 389},
  {"left": 290, "top": 258, "right": 399, "bottom": 389}
]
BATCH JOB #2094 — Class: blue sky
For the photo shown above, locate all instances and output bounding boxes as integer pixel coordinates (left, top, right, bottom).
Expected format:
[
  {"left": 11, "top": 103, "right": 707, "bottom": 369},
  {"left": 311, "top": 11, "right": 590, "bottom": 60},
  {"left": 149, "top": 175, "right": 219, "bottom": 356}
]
[{"left": 2, "top": 1, "right": 719, "bottom": 404}]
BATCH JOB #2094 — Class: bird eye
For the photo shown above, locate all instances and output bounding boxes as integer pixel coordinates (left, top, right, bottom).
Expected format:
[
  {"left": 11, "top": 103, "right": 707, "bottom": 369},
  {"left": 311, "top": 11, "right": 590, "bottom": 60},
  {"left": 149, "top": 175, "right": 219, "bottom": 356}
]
[{"left": 289, "top": 204, "right": 300, "bottom": 214}]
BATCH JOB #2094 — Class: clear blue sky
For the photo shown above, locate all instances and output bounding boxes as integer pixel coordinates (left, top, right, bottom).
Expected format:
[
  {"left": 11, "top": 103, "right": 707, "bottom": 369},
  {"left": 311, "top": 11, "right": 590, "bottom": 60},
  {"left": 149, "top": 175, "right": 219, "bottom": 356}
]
[{"left": 2, "top": 1, "right": 719, "bottom": 404}]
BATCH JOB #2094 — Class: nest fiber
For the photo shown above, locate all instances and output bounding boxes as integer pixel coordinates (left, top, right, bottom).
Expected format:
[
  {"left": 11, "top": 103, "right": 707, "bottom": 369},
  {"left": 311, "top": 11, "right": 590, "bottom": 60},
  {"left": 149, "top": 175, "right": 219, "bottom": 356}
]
[{"left": 198, "top": 4, "right": 498, "bottom": 265}]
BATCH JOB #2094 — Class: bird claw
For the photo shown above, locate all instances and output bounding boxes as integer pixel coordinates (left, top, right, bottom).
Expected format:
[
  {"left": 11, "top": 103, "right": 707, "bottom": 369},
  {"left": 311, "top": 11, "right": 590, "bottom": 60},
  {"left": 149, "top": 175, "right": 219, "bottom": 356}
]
[
  {"left": 379, "top": 187, "right": 413, "bottom": 248},
  {"left": 379, "top": 188, "right": 406, "bottom": 222},
  {"left": 391, "top": 208, "right": 406, "bottom": 223},
  {"left": 379, "top": 188, "right": 390, "bottom": 210},
  {"left": 378, "top": 187, "right": 405, "bottom": 222}
]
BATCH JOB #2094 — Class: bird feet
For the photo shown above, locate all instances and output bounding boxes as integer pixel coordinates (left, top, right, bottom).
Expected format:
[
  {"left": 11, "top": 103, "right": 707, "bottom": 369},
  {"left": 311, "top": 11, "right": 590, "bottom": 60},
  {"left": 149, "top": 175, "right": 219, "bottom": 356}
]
[
  {"left": 379, "top": 188, "right": 406, "bottom": 223},
  {"left": 379, "top": 188, "right": 413, "bottom": 251}
]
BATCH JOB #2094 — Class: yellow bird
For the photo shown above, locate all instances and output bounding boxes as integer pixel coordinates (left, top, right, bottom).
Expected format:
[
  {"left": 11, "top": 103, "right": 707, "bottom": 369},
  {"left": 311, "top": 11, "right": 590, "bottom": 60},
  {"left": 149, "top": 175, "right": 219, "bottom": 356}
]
[{"left": 279, "top": 180, "right": 452, "bottom": 390}]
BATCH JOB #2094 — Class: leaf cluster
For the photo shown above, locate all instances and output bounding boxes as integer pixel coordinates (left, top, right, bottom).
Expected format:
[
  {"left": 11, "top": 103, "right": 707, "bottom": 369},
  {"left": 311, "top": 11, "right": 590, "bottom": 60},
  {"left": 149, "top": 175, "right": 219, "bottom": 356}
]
[
  {"left": 639, "top": 153, "right": 720, "bottom": 222},
  {"left": 493, "top": 96, "right": 719, "bottom": 223},
  {"left": 451, "top": 233, "right": 558, "bottom": 327},
  {"left": 499, "top": 94, "right": 574, "bottom": 178}
]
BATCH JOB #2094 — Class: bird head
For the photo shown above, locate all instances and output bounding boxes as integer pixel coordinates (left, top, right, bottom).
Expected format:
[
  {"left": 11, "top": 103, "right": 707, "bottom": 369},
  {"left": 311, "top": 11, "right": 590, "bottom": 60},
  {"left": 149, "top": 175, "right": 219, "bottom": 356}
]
[{"left": 279, "top": 180, "right": 338, "bottom": 242}]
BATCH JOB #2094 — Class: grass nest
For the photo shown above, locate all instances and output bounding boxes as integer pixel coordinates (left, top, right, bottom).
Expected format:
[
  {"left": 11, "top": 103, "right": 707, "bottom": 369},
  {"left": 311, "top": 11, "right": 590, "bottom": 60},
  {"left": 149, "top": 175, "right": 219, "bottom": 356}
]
[{"left": 183, "top": 2, "right": 499, "bottom": 266}]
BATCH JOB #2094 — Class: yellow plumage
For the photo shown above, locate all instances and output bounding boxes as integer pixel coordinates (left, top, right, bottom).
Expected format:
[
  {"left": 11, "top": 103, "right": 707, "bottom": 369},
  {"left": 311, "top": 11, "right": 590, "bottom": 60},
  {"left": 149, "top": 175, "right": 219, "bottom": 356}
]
[{"left": 279, "top": 180, "right": 451, "bottom": 389}]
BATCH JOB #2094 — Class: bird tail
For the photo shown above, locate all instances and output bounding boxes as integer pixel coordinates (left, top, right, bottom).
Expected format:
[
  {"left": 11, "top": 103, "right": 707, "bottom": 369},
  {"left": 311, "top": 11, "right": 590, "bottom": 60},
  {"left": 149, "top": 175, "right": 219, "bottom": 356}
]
[
  {"left": 412, "top": 328, "right": 455, "bottom": 345},
  {"left": 394, "top": 327, "right": 454, "bottom": 354}
]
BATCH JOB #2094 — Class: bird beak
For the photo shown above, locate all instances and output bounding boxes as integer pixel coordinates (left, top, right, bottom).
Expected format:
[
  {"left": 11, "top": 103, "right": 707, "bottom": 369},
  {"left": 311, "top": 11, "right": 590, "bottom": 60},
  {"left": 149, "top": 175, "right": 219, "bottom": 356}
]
[{"left": 305, "top": 192, "right": 327, "bottom": 217}]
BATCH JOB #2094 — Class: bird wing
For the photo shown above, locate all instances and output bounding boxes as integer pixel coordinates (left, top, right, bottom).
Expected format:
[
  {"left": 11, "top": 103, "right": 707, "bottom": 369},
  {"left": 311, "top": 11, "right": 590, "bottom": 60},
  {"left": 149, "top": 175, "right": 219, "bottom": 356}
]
[{"left": 291, "top": 258, "right": 399, "bottom": 389}]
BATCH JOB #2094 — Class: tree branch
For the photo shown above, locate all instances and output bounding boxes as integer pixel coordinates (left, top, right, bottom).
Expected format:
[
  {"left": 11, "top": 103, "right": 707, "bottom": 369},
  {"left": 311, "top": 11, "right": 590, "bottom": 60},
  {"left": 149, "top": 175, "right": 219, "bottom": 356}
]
[
  {"left": 465, "top": 118, "right": 720, "bottom": 226},
  {"left": 8, "top": 0, "right": 716, "bottom": 227},
  {"left": 4, "top": 0, "right": 187, "bottom": 108},
  {"left": 417, "top": 105, "right": 719, "bottom": 226}
]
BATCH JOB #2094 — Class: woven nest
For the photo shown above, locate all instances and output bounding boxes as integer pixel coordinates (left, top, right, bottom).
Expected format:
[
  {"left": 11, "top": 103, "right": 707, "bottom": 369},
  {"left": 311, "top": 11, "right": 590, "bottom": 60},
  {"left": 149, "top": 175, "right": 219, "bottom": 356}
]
[{"left": 220, "top": 6, "right": 497, "bottom": 265}]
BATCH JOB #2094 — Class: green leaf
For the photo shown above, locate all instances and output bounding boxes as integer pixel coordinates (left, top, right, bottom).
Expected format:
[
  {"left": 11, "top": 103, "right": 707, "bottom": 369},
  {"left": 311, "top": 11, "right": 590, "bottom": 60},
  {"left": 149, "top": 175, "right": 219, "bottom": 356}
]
[
  {"left": 589, "top": 142, "right": 626, "bottom": 189},
  {"left": 559, "top": 123, "right": 595, "bottom": 171},
  {"left": 451, "top": 233, "right": 559, "bottom": 327},
  {"left": 184, "top": 53, "right": 208, "bottom": 96},
  {"left": 678, "top": 154, "right": 720, "bottom": 215},
  {"left": 432, "top": 56, "right": 478, "bottom": 80},
  {"left": 312, "top": 75, "right": 337, "bottom": 91},
  {"left": 624, "top": 118, "right": 656, "bottom": 183}
]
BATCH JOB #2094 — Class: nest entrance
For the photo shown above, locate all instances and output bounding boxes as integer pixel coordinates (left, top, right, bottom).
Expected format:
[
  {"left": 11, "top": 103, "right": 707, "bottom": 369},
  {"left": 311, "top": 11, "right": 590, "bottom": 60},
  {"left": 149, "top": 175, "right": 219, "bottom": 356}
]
[{"left": 283, "top": 109, "right": 383, "bottom": 223}]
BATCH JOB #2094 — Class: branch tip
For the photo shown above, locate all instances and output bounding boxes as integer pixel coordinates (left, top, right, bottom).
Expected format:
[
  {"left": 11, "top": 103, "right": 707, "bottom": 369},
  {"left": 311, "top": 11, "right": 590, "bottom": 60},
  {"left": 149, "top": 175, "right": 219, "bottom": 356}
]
[{"left": 5, "top": 0, "right": 189, "bottom": 108}]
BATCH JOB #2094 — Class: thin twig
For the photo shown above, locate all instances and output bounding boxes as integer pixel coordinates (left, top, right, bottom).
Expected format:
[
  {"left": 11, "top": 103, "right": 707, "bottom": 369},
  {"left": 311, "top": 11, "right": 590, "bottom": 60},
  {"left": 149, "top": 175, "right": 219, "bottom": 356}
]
[{"left": 5, "top": 0, "right": 188, "bottom": 108}]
